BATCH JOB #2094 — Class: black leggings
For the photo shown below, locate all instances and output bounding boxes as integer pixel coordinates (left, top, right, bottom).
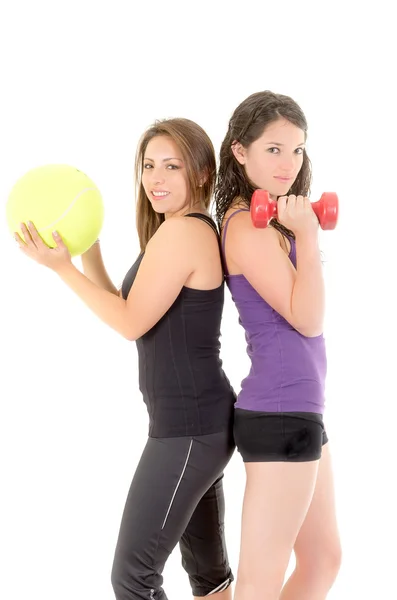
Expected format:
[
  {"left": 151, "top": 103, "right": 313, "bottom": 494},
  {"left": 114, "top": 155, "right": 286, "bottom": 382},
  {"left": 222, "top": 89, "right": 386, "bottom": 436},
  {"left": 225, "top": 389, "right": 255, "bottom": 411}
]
[{"left": 111, "top": 430, "right": 235, "bottom": 599}]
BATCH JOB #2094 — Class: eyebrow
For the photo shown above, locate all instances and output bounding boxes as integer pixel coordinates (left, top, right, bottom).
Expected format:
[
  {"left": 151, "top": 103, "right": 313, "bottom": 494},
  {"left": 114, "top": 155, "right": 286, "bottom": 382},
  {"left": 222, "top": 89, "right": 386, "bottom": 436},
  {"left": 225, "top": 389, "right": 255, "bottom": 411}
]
[
  {"left": 265, "top": 142, "right": 305, "bottom": 146},
  {"left": 144, "top": 157, "right": 184, "bottom": 162}
]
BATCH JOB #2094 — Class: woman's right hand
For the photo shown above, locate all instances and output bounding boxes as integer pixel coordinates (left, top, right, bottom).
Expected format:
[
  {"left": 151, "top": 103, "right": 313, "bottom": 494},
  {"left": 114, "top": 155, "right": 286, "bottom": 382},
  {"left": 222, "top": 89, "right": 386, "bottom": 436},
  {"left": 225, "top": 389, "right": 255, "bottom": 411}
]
[{"left": 277, "top": 195, "right": 318, "bottom": 237}]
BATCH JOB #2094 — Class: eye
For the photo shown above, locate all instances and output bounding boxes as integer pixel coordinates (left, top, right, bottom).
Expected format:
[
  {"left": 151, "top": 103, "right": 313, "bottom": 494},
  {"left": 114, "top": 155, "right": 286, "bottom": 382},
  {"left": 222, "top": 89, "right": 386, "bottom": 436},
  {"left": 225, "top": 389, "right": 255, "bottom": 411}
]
[
  {"left": 166, "top": 164, "right": 179, "bottom": 170},
  {"left": 295, "top": 147, "right": 304, "bottom": 154},
  {"left": 143, "top": 163, "right": 153, "bottom": 169},
  {"left": 267, "top": 147, "right": 280, "bottom": 154}
]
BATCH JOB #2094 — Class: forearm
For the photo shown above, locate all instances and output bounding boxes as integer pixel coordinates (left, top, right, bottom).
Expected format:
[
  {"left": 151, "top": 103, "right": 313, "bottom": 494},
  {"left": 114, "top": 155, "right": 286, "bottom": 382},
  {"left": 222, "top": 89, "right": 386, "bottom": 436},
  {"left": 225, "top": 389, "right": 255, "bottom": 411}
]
[
  {"left": 80, "top": 243, "right": 118, "bottom": 295},
  {"left": 291, "top": 234, "right": 325, "bottom": 337},
  {"left": 55, "top": 262, "right": 132, "bottom": 339}
]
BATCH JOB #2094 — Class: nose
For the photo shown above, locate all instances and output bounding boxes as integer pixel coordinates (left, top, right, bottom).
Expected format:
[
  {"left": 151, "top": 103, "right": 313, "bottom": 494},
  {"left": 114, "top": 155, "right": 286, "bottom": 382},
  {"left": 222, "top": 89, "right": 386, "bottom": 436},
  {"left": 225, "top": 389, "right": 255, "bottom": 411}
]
[
  {"left": 151, "top": 167, "right": 166, "bottom": 185},
  {"left": 280, "top": 155, "right": 295, "bottom": 173}
]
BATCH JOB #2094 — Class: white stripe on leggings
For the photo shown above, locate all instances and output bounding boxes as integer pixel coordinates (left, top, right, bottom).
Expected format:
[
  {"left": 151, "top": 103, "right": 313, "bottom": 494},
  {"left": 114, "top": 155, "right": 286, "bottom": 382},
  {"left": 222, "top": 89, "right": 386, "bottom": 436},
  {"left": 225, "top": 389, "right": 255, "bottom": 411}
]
[
  {"left": 206, "top": 578, "right": 231, "bottom": 595},
  {"left": 161, "top": 439, "right": 193, "bottom": 530}
]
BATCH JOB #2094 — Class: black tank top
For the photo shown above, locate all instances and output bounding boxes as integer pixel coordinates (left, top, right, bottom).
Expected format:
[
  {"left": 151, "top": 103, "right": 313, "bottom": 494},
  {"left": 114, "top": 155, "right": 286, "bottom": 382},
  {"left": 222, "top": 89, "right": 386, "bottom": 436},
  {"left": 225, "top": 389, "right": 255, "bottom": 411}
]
[{"left": 121, "top": 213, "right": 236, "bottom": 438}]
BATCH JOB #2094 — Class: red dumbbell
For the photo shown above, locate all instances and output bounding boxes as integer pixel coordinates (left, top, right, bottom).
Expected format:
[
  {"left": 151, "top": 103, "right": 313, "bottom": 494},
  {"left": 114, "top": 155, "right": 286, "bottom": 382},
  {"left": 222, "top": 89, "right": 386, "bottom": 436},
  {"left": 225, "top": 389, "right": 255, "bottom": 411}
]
[{"left": 251, "top": 190, "right": 339, "bottom": 230}]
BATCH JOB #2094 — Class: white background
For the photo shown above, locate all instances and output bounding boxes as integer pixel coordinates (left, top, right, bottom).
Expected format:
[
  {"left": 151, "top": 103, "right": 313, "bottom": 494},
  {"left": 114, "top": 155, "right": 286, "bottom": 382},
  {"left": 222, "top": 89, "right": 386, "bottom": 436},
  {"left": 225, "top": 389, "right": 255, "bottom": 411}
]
[{"left": 0, "top": 1, "right": 396, "bottom": 598}]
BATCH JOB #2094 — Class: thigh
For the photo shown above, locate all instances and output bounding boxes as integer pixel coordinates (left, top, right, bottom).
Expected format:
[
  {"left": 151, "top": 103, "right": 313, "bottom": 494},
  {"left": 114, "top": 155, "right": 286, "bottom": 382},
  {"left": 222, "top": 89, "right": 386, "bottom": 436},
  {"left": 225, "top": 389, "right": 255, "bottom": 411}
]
[
  {"left": 113, "top": 432, "right": 234, "bottom": 584},
  {"left": 238, "top": 460, "right": 319, "bottom": 582},
  {"left": 112, "top": 436, "right": 201, "bottom": 595},
  {"left": 293, "top": 443, "right": 341, "bottom": 565}
]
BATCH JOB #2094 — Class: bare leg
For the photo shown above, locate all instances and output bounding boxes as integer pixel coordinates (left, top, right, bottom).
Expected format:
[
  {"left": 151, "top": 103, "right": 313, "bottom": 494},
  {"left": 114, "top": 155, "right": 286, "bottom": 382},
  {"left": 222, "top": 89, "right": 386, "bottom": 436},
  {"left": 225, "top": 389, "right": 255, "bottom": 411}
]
[
  {"left": 280, "top": 444, "right": 342, "bottom": 600},
  {"left": 233, "top": 460, "right": 319, "bottom": 600}
]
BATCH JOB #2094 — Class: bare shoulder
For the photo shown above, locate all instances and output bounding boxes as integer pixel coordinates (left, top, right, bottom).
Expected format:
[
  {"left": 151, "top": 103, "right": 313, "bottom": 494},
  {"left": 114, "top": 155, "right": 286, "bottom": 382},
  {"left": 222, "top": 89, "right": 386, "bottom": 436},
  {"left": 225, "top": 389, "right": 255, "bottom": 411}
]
[
  {"left": 170, "top": 213, "right": 218, "bottom": 244},
  {"left": 147, "top": 216, "right": 191, "bottom": 251},
  {"left": 224, "top": 208, "right": 280, "bottom": 249},
  {"left": 146, "top": 214, "right": 219, "bottom": 267}
]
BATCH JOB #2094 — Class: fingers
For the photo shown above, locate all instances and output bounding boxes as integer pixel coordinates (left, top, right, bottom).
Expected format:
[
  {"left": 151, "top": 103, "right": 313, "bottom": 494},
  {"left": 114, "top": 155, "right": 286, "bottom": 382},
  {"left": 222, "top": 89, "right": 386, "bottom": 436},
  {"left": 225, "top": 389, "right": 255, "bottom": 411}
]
[
  {"left": 19, "top": 222, "right": 35, "bottom": 246},
  {"left": 52, "top": 230, "right": 67, "bottom": 250},
  {"left": 277, "top": 196, "right": 288, "bottom": 212},
  {"left": 282, "top": 195, "right": 297, "bottom": 218},
  {"left": 19, "top": 221, "right": 45, "bottom": 249},
  {"left": 28, "top": 221, "right": 43, "bottom": 246},
  {"left": 285, "top": 195, "right": 308, "bottom": 215},
  {"left": 14, "top": 230, "right": 27, "bottom": 250}
]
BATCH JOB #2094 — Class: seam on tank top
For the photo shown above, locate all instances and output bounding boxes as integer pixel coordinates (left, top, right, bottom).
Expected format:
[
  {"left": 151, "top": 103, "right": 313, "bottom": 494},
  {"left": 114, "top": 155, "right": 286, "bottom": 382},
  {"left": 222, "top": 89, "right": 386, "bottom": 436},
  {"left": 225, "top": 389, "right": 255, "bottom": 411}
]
[
  {"left": 151, "top": 333, "right": 157, "bottom": 427},
  {"left": 275, "top": 319, "right": 284, "bottom": 412},
  {"left": 167, "top": 313, "right": 187, "bottom": 432},
  {"left": 161, "top": 438, "right": 193, "bottom": 529},
  {"left": 181, "top": 293, "right": 201, "bottom": 433},
  {"left": 142, "top": 337, "right": 150, "bottom": 425}
]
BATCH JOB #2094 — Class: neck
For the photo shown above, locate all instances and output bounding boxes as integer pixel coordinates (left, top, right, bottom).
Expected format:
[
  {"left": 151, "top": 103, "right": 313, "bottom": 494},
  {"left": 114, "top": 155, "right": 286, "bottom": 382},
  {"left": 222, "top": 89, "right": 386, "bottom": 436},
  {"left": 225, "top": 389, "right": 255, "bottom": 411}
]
[{"left": 165, "top": 201, "right": 207, "bottom": 219}]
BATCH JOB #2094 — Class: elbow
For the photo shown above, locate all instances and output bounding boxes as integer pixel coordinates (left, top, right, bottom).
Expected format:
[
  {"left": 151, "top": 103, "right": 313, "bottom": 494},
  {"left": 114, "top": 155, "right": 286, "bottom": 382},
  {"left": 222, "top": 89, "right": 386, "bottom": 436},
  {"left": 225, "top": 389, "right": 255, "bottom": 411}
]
[
  {"left": 289, "top": 313, "right": 323, "bottom": 338},
  {"left": 296, "top": 325, "right": 323, "bottom": 338},
  {"left": 288, "top": 302, "right": 324, "bottom": 338},
  {"left": 119, "top": 322, "right": 137, "bottom": 341},
  {"left": 124, "top": 330, "right": 137, "bottom": 342},
  {"left": 123, "top": 324, "right": 145, "bottom": 341},
  {"left": 293, "top": 320, "right": 324, "bottom": 338}
]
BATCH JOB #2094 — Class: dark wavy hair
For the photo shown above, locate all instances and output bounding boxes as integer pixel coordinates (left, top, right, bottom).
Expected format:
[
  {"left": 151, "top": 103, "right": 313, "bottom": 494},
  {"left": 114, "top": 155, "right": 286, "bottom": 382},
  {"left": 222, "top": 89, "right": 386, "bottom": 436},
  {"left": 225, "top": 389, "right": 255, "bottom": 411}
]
[{"left": 215, "top": 91, "right": 312, "bottom": 239}]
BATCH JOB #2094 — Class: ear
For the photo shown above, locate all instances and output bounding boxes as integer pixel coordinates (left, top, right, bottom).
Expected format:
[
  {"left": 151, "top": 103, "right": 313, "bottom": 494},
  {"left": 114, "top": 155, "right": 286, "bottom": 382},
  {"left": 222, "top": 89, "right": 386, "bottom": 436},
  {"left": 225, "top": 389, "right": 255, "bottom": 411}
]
[
  {"left": 231, "top": 141, "right": 247, "bottom": 165},
  {"left": 198, "top": 168, "right": 210, "bottom": 188},
  {"left": 198, "top": 175, "right": 206, "bottom": 188}
]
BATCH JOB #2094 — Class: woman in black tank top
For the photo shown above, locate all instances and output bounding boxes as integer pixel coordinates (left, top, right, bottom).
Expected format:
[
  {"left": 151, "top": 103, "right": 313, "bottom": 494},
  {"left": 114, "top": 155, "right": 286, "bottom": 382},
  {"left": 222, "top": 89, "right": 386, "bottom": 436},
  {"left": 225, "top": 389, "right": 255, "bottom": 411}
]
[{"left": 16, "top": 118, "right": 236, "bottom": 599}]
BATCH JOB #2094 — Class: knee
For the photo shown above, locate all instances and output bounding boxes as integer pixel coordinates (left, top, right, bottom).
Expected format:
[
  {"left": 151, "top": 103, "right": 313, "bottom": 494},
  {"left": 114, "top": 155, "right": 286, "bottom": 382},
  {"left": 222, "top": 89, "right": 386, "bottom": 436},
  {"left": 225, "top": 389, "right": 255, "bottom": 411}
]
[
  {"left": 317, "top": 539, "right": 342, "bottom": 577},
  {"left": 110, "top": 554, "right": 131, "bottom": 598},
  {"left": 236, "top": 561, "right": 286, "bottom": 597},
  {"left": 297, "top": 538, "right": 342, "bottom": 583},
  {"left": 111, "top": 550, "right": 158, "bottom": 599}
]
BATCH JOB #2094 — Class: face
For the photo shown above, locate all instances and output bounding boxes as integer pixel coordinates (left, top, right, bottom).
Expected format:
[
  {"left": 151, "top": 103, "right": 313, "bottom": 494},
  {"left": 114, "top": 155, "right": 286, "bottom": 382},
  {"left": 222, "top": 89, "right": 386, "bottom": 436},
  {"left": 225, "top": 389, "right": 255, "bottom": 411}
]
[
  {"left": 141, "top": 135, "right": 191, "bottom": 218},
  {"left": 233, "top": 118, "right": 305, "bottom": 198}
]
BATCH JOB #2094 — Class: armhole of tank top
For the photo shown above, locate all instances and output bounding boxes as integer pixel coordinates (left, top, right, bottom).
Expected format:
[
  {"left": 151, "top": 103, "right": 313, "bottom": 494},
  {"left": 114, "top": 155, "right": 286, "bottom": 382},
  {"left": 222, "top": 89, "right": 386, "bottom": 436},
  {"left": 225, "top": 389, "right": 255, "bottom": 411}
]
[
  {"left": 284, "top": 233, "right": 295, "bottom": 258},
  {"left": 221, "top": 209, "right": 249, "bottom": 275},
  {"left": 184, "top": 213, "right": 219, "bottom": 237},
  {"left": 272, "top": 227, "right": 295, "bottom": 259}
]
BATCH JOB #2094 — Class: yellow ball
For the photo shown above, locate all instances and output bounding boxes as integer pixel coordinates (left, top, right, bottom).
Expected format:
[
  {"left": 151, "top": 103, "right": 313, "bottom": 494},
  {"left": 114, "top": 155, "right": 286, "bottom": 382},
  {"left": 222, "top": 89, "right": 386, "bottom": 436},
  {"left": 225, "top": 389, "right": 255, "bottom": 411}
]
[{"left": 6, "top": 164, "right": 104, "bottom": 257}]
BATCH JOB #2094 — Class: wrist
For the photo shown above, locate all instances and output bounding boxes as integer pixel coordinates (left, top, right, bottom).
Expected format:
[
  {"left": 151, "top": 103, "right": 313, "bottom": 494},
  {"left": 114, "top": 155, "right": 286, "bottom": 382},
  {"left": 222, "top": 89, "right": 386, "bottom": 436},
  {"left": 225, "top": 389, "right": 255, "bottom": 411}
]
[
  {"left": 294, "top": 229, "right": 319, "bottom": 245},
  {"left": 53, "top": 261, "right": 75, "bottom": 277}
]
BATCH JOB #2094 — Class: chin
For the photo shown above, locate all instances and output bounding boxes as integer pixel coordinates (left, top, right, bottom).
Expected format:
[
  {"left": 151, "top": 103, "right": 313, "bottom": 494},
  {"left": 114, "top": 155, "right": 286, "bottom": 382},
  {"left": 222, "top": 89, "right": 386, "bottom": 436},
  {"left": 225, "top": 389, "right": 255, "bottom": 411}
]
[
  {"left": 273, "top": 185, "right": 293, "bottom": 198},
  {"left": 149, "top": 201, "right": 168, "bottom": 214}
]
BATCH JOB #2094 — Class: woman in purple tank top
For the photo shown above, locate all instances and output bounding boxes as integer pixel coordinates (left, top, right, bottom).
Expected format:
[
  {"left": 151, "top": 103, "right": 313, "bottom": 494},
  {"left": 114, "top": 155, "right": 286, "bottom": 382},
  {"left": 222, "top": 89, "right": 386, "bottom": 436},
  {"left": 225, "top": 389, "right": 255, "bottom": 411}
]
[{"left": 215, "top": 91, "right": 341, "bottom": 600}]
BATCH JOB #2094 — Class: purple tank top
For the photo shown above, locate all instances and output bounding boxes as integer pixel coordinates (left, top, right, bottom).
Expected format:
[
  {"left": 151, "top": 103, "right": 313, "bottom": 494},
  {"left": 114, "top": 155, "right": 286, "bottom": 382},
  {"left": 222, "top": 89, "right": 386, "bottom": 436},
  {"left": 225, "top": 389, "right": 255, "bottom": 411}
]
[{"left": 222, "top": 209, "right": 327, "bottom": 414}]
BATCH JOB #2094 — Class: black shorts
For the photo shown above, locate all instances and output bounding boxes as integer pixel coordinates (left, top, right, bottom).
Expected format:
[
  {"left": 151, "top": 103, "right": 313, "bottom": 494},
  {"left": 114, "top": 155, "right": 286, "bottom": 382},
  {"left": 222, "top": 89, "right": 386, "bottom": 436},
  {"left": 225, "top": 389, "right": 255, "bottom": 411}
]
[
  {"left": 234, "top": 409, "right": 328, "bottom": 463},
  {"left": 111, "top": 430, "right": 235, "bottom": 599}
]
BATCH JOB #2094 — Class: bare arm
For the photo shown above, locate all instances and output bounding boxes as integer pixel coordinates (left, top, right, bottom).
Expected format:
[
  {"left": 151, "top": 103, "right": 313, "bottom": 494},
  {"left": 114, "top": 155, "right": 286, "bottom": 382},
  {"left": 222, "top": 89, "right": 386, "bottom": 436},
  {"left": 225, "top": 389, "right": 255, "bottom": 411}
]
[
  {"left": 291, "top": 232, "right": 325, "bottom": 336},
  {"left": 80, "top": 242, "right": 119, "bottom": 295},
  {"left": 227, "top": 211, "right": 324, "bottom": 337},
  {"left": 54, "top": 217, "right": 195, "bottom": 340}
]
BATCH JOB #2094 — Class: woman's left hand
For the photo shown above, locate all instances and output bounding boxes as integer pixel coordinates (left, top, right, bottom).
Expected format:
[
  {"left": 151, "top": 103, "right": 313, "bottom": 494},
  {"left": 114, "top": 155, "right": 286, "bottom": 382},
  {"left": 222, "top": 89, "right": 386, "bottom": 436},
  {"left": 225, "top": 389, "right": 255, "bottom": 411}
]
[{"left": 15, "top": 222, "right": 72, "bottom": 272}]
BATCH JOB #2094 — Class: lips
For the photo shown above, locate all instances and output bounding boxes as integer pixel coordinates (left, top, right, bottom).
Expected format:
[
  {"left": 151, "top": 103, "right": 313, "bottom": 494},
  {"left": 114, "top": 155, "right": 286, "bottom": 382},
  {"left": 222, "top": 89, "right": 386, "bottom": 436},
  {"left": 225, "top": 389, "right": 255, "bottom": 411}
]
[
  {"left": 151, "top": 191, "right": 170, "bottom": 198},
  {"left": 274, "top": 176, "right": 292, "bottom": 182}
]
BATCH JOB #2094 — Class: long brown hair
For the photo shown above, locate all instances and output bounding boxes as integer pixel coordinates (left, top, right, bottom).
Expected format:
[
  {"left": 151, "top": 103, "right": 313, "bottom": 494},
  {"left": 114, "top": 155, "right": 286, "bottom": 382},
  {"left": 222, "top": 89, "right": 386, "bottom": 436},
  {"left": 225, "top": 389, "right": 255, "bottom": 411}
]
[
  {"left": 135, "top": 118, "right": 216, "bottom": 251},
  {"left": 215, "top": 91, "right": 312, "bottom": 238}
]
